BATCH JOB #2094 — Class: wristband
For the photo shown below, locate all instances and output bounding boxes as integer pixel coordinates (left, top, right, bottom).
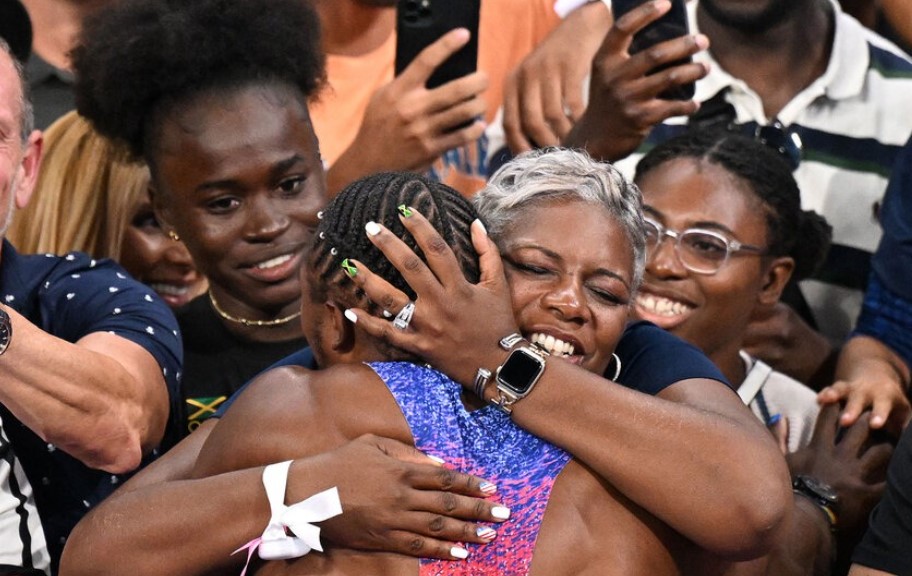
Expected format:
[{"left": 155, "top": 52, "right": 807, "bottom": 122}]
[{"left": 233, "top": 461, "right": 343, "bottom": 575}]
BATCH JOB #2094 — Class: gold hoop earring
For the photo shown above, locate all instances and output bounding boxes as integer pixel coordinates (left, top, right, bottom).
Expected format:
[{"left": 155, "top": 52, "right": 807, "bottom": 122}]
[{"left": 168, "top": 230, "right": 180, "bottom": 242}]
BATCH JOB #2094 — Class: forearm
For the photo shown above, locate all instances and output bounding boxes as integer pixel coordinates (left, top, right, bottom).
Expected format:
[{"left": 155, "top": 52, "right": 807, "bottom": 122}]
[
  {"left": 761, "top": 496, "right": 834, "bottom": 576},
  {"left": 499, "top": 361, "right": 791, "bottom": 558},
  {"left": 60, "top": 466, "right": 271, "bottom": 576},
  {"left": 0, "top": 306, "right": 167, "bottom": 472}
]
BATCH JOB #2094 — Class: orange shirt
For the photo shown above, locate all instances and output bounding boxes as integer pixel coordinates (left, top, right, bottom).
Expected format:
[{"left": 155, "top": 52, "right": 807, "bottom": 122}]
[{"left": 310, "top": 0, "right": 560, "bottom": 195}]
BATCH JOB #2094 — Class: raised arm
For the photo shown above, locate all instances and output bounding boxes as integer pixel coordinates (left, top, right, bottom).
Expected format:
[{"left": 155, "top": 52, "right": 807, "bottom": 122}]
[
  {"left": 0, "top": 305, "right": 168, "bottom": 473},
  {"left": 325, "top": 29, "right": 488, "bottom": 197},
  {"left": 502, "top": 0, "right": 612, "bottom": 152},
  {"left": 345, "top": 212, "right": 791, "bottom": 559},
  {"left": 562, "top": 0, "right": 709, "bottom": 162}
]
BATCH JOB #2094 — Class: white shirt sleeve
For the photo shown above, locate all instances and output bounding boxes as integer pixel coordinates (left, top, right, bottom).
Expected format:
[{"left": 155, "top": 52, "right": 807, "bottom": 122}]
[{"left": 554, "top": 0, "right": 611, "bottom": 19}]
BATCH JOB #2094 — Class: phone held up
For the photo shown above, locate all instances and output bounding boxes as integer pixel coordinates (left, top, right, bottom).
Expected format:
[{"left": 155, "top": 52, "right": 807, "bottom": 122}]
[
  {"left": 611, "top": 0, "right": 695, "bottom": 100},
  {"left": 395, "top": 0, "right": 480, "bottom": 90}
]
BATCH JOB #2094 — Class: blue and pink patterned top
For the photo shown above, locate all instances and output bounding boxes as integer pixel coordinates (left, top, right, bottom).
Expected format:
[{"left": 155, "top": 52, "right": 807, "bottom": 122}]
[{"left": 369, "top": 362, "right": 571, "bottom": 576}]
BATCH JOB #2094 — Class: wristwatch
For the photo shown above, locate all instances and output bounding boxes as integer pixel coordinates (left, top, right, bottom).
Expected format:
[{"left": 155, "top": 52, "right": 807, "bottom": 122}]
[
  {"left": 792, "top": 475, "right": 839, "bottom": 530},
  {"left": 493, "top": 342, "right": 547, "bottom": 414},
  {"left": 0, "top": 307, "right": 11, "bottom": 356}
]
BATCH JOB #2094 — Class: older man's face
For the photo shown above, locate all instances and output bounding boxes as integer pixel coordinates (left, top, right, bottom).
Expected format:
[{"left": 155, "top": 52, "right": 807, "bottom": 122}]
[{"left": 0, "top": 49, "right": 38, "bottom": 239}]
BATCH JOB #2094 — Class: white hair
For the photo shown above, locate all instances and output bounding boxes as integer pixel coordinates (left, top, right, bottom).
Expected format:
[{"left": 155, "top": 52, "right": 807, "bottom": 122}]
[{"left": 474, "top": 148, "right": 646, "bottom": 290}]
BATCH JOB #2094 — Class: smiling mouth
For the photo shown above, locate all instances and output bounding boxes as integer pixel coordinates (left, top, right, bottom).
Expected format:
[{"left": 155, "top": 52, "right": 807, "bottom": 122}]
[
  {"left": 255, "top": 253, "right": 294, "bottom": 270},
  {"left": 528, "top": 332, "right": 575, "bottom": 357},
  {"left": 635, "top": 294, "right": 694, "bottom": 317},
  {"left": 148, "top": 283, "right": 192, "bottom": 296}
]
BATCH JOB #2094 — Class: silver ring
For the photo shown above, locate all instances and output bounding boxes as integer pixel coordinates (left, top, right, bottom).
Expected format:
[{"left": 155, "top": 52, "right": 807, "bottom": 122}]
[{"left": 392, "top": 301, "right": 416, "bottom": 330}]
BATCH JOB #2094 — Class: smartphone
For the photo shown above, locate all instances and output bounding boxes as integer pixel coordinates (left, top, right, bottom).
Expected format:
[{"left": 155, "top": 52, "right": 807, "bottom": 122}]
[
  {"left": 395, "top": 0, "right": 480, "bottom": 89},
  {"left": 611, "top": 0, "right": 695, "bottom": 100}
]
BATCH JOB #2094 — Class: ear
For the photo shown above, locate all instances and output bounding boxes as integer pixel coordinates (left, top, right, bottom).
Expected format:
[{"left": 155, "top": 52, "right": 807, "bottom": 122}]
[
  {"left": 325, "top": 300, "right": 357, "bottom": 354},
  {"left": 757, "top": 256, "right": 795, "bottom": 307},
  {"left": 14, "top": 130, "right": 43, "bottom": 209}
]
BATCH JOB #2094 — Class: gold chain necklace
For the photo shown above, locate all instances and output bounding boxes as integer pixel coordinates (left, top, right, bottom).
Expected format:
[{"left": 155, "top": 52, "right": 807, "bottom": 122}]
[{"left": 208, "top": 291, "right": 301, "bottom": 328}]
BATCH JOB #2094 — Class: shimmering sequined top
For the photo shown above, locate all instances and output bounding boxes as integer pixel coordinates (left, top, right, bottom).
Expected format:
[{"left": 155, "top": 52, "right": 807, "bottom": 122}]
[{"left": 369, "top": 362, "right": 571, "bottom": 576}]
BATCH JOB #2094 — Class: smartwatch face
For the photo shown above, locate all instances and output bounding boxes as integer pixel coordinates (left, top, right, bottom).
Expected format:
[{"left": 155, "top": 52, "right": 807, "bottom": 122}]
[{"left": 498, "top": 349, "right": 545, "bottom": 394}]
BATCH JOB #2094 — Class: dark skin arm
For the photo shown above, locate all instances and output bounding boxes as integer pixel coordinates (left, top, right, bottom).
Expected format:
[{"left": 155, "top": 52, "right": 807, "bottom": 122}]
[
  {"left": 59, "top": 370, "right": 507, "bottom": 576},
  {"left": 345, "top": 212, "right": 791, "bottom": 560},
  {"left": 191, "top": 365, "right": 510, "bottom": 563},
  {"left": 502, "top": 0, "right": 612, "bottom": 152},
  {"left": 742, "top": 301, "right": 835, "bottom": 389},
  {"left": 325, "top": 28, "right": 488, "bottom": 197}
]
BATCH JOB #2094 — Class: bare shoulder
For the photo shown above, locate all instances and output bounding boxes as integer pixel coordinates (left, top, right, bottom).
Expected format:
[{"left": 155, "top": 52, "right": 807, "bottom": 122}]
[{"left": 192, "top": 362, "right": 413, "bottom": 477}]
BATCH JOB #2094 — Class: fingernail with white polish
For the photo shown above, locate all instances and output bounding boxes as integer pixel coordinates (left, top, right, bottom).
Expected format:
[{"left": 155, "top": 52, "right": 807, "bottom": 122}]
[
  {"left": 450, "top": 546, "right": 469, "bottom": 560},
  {"left": 344, "top": 309, "right": 358, "bottom": 324},
  {"left": 365, "top": 221, "right": 382, "bottom": 236},
  {"left": 473, "top": 218, "right": 487, "bottom": 235},
  {"left": 476, "top": 526, "right": 497, "bottom": 541},
  {"left": 427, "top": 454, "right": 446, "bottom": 465},
  {"left": 491, "top": 506, "right": 511, "bottom": 520}
]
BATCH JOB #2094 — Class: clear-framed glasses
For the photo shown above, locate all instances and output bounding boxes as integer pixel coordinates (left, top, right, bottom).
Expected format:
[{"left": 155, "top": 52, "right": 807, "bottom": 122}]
[{"left": 643, "top": 217, "right": 766, "bottom": 275}]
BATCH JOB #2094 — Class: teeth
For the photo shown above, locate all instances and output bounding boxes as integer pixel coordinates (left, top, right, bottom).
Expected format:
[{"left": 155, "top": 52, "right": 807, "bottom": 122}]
[
  {"left": 149, "top": 283, "right": 190, "bottom": 296},
  {"left": 529, "top": 332, "right": 575, "bottom": 357},
  {"left": 256, "top": 254, "right": 293, "bottom": 270},
  {"left": 636, "top": 294, "right": 692, "bottom": 317}
]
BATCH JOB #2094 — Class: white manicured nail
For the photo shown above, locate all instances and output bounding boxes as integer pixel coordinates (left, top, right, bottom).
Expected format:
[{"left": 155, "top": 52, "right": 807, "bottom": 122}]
[
  {"left": 344, "top": 309, "right": 358, "bottom": 324},
  {"left": 491, "top": 506, "right": 511, "bottom": 520},
  {"left": 450, "top": 546, "right": 469, "bottom": 559},
  {"left": 427, "top": 454, "right": 446, "bottom": 465},
  {"left": 473, "top": 218, "right": 487, "bottom": 235},
  {"left": 365, "top": 221, "right": 382, "bottom": 236}
]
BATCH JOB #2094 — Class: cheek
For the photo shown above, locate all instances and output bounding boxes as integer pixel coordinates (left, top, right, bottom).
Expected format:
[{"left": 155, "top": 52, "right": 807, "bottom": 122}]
[
  {"left": 594, "top": 306, "right": 629, "bottom": 353},
  {"left": 120, "top": 228, "right": 166, "bottom": 279},
  {"left": 506, "top": 273, "right": 537, "bottom": 319}
]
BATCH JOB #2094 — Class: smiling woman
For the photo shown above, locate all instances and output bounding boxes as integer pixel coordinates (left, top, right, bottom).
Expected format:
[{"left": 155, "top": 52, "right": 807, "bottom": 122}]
[
  {"left": 7, "top": 111, "right": 207, "bottom": 309},
  {"left": 71, "top": 0, "right": 327, "bottom": 435},
  {"left": 632, "top": 129, "right": 832, "bottom": 451}
]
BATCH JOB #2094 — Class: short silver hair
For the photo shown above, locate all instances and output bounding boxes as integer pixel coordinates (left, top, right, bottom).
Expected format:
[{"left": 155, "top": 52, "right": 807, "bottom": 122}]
[
  {"left": 0, "top": 38, "right": 35, "bottom": 144},
  {"left": 475, "top": 148, "right": 646, "bottom": 290}
]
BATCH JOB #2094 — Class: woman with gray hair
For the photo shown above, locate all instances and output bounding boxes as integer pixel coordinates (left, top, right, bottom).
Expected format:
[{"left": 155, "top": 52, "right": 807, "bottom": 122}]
[
  {"left": 475, "top": 147, "right": 647, "bottom": 291},
  {"left": 346, "top": 147, "right": 792, "bottom": 570}
]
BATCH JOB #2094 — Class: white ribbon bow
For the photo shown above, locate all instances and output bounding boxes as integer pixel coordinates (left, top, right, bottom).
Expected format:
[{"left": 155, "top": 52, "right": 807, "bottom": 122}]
[{"left": 258, "top": 460, "right": 344, "bottom": 560}]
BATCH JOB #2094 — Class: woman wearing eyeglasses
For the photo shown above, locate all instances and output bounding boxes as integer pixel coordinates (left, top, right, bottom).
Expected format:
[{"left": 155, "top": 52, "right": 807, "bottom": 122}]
[
  {"left": 631, "top": 130, "right": 900, "bottom": 574},
  {"left": 631, "top": 129, "right": 832, "bottom": 453}
]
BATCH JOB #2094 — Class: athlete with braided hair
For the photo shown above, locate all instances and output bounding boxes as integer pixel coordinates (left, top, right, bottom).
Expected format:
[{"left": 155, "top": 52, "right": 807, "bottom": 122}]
[{"left": 191, "top": 155, "right": 790, "bottom": 575}]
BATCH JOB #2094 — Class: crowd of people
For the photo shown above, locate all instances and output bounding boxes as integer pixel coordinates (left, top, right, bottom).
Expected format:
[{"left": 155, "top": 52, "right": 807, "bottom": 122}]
[{"left": 1, "top": 0, "right": 911, "bottom": 574}]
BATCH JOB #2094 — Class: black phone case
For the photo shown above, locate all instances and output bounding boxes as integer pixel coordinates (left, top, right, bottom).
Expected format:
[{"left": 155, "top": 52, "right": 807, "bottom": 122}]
[
  {"left": 395, "top": 0, "right": 480, "bottom": 89},
  {"left": 611, "top": 0, "right": 695, "bottom": 100}
]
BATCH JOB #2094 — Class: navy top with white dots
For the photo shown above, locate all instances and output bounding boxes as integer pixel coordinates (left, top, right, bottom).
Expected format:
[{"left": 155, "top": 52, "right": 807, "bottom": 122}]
[{"left": 0, "top": 240, "right": 182, "bottom": 571}]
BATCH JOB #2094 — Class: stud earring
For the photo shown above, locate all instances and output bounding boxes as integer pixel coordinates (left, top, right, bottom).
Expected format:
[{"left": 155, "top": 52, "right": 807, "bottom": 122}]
[{"left": 168, "top": 230, "right": 180, "bottom": 242}]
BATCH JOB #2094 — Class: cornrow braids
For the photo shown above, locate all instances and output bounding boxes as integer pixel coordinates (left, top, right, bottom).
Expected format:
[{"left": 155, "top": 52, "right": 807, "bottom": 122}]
[
  {"left": 308, "top": 172, "right": 480, "bottom": 315},
  {"left": 635, "top": 130, "right": 832, "bottom": 280}
]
